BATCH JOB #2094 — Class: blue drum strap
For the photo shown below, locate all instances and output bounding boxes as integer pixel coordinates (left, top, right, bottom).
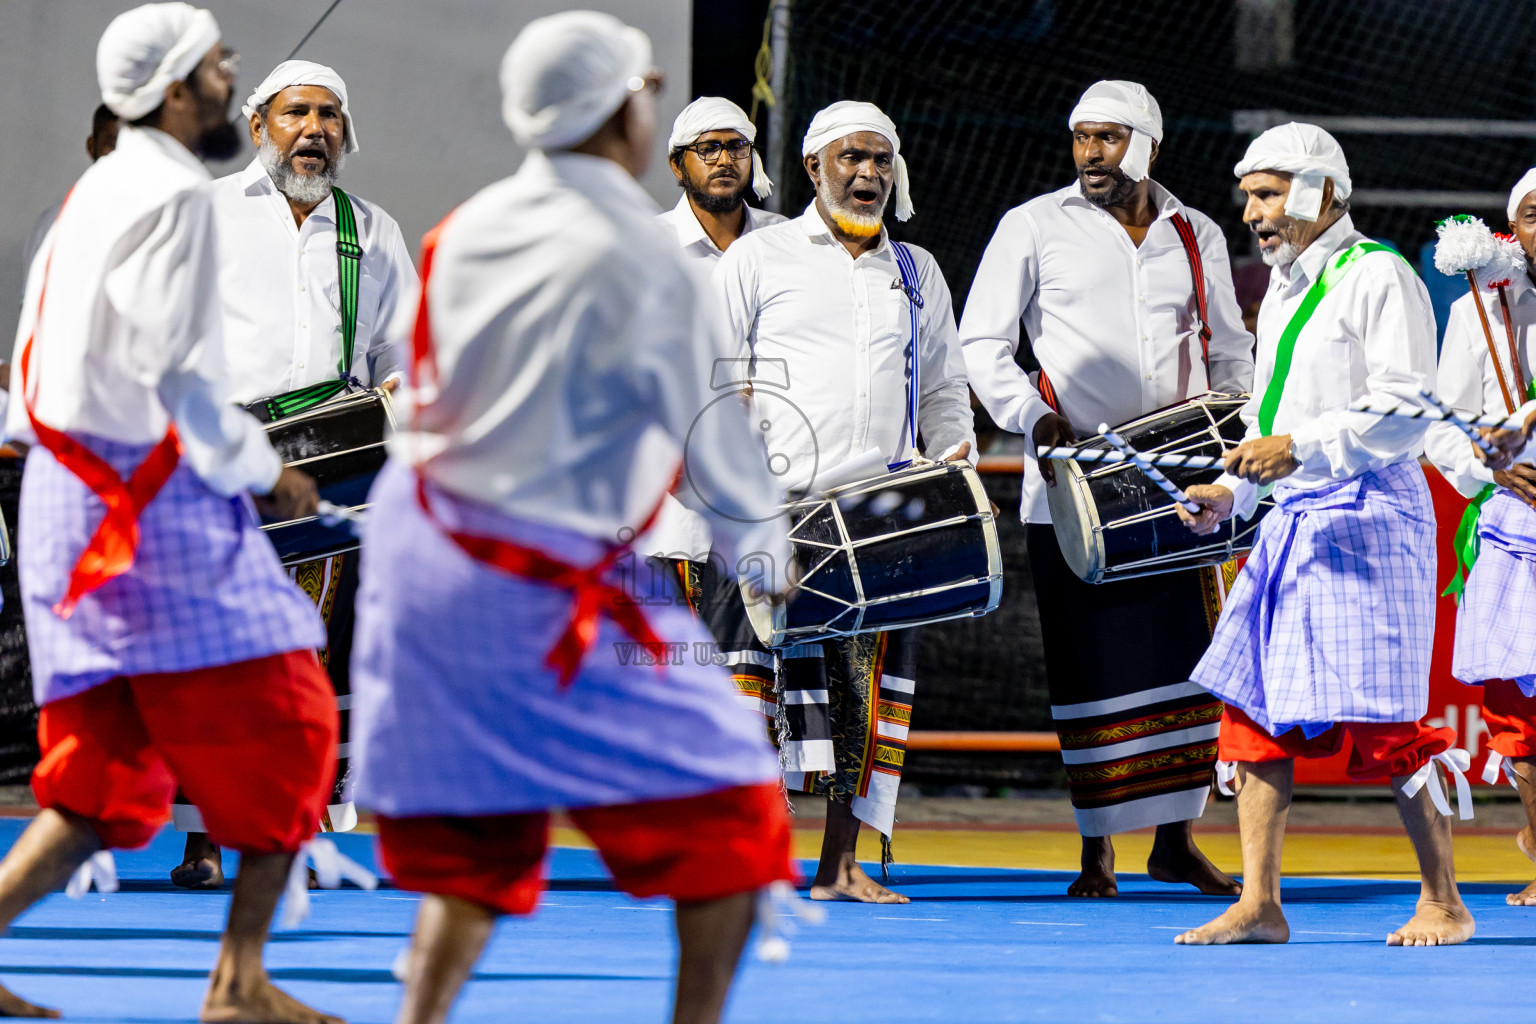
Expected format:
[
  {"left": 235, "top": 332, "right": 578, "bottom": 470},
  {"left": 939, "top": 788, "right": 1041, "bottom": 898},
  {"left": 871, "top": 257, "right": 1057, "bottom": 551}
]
[{"left": 890, "top": 241, "right": 924, "bottom": 471}]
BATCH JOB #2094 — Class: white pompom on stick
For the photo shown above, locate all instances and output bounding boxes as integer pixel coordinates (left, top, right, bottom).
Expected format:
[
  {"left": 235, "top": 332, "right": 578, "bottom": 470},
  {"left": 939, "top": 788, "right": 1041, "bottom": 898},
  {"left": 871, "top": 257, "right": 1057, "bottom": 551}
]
[
  {"left": 1478, "top": 233, "right": 1527, "bottom": 289},
  {"left": 1433, "top": 214, "right": 1498, "bottom": 276}
]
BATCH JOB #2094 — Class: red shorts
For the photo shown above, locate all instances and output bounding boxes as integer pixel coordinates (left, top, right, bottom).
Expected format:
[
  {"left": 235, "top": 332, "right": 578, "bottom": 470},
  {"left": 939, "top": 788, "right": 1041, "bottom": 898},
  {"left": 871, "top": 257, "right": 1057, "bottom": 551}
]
[
  {"left": 1482, "top": 679, "right": 1536, "bottom": 759},
  {"left": 32, "top": 650, "right": 337, "bottom": 853},
  {"left": 1218, "top": 706, "right": 1452, "bottom": 782},
  {"left": 377, "top": 781, "right": 796, "bottom": 915}
]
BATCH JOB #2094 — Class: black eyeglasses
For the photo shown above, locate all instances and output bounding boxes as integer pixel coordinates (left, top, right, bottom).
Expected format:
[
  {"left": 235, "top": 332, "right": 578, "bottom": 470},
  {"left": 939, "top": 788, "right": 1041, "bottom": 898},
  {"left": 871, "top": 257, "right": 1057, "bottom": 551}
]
[{"left": 683, "top": 139, "right": 753, "bottom": 162}]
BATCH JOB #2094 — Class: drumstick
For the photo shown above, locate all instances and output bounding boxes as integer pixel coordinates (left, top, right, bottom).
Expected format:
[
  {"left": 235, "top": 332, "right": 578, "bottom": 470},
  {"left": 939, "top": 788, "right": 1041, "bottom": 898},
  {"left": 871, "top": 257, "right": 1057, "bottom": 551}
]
[
  {"left": 317, "top": 500, "right": 366, "bottom": 531},
  {"left": 1097, "top": 423, "right": 1202, "bottom": 514},
  {"left": 1415, "top": 388, "right": 1498, "bottom": 456},
  {"left": 1464, "top": 271, "right": 1516, "bottom": 413},
  {"left": 1038, "top": 446, "right": 1225, "bottom": 470},
  {"left": 1348, "top": 398, "right": 1525, "bottom": 431}
]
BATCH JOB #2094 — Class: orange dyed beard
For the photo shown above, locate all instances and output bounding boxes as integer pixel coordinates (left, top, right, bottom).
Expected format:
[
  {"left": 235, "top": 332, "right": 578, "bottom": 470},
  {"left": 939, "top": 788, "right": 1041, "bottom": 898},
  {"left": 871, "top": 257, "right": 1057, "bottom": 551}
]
[{"left": 827, "top": 209, "right": 883, "bottom": 237}]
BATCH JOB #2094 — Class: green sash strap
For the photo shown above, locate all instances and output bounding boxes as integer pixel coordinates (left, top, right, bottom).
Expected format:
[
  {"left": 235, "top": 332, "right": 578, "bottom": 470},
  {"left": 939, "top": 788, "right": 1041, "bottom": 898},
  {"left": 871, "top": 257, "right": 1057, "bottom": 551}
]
[
  {"left": 1443, "top": 377, "right": 1536, "bottom": 599},
  {"left": 1258, "top": 241, "right": 1407, "bottom": 436},
  {"left": 246, "top": 187, "right": 363, "bottom": 423}
]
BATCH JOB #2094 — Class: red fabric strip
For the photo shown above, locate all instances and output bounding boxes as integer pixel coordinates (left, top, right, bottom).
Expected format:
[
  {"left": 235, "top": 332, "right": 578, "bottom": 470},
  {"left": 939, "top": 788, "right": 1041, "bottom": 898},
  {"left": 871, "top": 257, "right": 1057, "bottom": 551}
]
[{"left": 1169, "top": 212, "right": 1212, "bottom": 369}]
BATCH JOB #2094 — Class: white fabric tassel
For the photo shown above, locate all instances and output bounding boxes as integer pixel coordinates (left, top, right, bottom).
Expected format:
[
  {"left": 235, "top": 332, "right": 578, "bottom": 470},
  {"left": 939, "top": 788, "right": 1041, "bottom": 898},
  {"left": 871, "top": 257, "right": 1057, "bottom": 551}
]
[
  {"left": 750, "top": 149, "right": 774, "bottom": 199},
  {"left": 893, "top": 154, "right": 914, "bottom": 222},
  {"left": 65, "top": 851, "right": 118, "bottom": 899},
  {"left": 280, "top": 837, "right": 381, "bottom": 929},
  {"left": 1214, "top": 760, "right": 1237, "bottom": 797},
  {"left": 754, "top": 880, "right": 826, "bottom": 963},
  {"left": 1483, "top": 750, "right": 1522, "bottom": 790},
  {"left": 1403, "top": 749, "right": 1474, "bottom": 820}
]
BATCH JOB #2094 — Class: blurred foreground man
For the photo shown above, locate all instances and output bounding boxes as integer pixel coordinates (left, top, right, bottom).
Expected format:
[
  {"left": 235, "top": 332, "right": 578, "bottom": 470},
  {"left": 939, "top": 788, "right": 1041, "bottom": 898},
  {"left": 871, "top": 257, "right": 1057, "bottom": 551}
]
[
  {"left": 349, "top": 13, "right": 795, "bottom": 1024},
  {"left": 0, "top": 5, "right": 339, "bottom": 1021}
]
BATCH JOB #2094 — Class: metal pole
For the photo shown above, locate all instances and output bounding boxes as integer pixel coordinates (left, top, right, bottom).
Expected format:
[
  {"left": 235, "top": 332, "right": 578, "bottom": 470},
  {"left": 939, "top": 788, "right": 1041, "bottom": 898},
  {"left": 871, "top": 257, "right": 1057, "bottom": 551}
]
[{"left": 764, "top": 0, "right": 792, "bottom": 214}]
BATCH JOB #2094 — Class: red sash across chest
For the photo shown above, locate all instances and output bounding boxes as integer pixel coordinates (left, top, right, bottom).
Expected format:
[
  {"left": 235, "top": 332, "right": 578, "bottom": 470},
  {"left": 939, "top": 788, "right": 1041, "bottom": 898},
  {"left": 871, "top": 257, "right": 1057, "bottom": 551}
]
[
  {"left": 408, "top": 217, "right": 670, "bottom": 685},
  {"left": 21, "top": 191, "right": 183, "bottom": 619}
]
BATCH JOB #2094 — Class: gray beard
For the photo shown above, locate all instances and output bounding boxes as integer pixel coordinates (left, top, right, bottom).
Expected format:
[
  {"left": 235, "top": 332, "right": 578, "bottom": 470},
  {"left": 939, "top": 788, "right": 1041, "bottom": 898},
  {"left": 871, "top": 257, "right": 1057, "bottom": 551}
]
[
  {"left": 258, "top": 132, "right": 343, "bottom": 205},
  {"left": 816, "top": 174, "right": 885, "bottom": 233},
  {"left": 1261, "top": 240, "right": 1302, "bottom": 268}
]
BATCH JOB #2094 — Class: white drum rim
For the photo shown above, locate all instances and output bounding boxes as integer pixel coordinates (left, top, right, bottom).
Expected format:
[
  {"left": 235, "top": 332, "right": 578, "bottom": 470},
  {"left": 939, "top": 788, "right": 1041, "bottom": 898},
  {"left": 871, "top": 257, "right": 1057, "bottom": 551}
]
[{"left": 1045, "top": 459, "right": 1105, "bottom": 583}]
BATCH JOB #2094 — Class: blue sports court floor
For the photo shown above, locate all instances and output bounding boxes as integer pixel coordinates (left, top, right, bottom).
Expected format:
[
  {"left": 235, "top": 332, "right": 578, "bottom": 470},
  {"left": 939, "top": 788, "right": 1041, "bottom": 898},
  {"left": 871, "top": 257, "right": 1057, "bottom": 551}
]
[{"left": 0, "top": 818, "right": 1532, "bottom": 1023}]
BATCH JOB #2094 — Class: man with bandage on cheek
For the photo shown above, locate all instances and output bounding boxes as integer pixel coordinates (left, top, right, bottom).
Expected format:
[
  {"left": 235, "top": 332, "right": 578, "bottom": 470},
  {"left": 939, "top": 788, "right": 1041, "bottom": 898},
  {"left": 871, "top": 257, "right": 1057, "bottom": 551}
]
[
  {"left": 1173, "top": 123, "right": 1474, "bottom": 948},
  {"left": 960, "top": 80, "right": 1252, "bottom": 900}
]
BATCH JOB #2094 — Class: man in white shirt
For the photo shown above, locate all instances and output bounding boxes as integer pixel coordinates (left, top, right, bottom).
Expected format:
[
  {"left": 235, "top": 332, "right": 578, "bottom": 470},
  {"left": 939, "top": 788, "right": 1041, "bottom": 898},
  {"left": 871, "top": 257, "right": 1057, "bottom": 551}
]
[
  {"left": 713, "top": 100, "right": 975, "bottom": 903},
  {"left": 0, "top": 6, "right": 340, "bottom": 1021},
  {"left": 960, "top": 81, "right": 1251, "bottom": 897},
  {"left": 349, "top": 14, "right": 794, "bottom": 1024},
  {"left": 1175, "top": 123, "right": 1473, "bottom": 947},
  {"left": 171, "top": 57, "right": 417, "bottom": 890},
  {"left": 1423, "top": 169, "right": 1536, "bottom": 909}
]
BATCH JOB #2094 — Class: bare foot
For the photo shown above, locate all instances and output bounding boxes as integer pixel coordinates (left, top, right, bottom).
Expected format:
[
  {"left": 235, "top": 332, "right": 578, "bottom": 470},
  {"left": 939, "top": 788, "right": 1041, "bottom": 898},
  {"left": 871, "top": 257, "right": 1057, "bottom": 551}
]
[
  {"left": 1067, "top": 836, "right": 1116, "bottom": 897},
  {"left": 1387, "top": 899, "right": 1475, "bottom": 946},
  {"left": 171, "top": 836, "right": 224, "bottom": 890},
  {"left": 1174, "top": 900, "right": 1289, "bottom": 945},
  {"left": 1147, "top": 843, "right": 1242, "bottom": 896},
  {"left": 200, "top": 973, "right": 343, "bottom": 1024},
  {"left": 809, "top": 860, "right": 909, "bottom": 904},
  {"left": 1510, "top": 828, "right": 1536, "bottom": 906},
  {"left": 0, "top": 981, "right": 59, "bottom": 1018}
]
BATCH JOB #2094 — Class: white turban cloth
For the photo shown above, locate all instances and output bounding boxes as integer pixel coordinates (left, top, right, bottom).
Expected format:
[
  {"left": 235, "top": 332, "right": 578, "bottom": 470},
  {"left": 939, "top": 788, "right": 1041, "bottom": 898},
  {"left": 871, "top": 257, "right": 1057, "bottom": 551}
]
[
  {"left": 500, "top": 11, "right": 652, "bottom": 151},
  {"left": 1508, "top": 168, "right": 1536, "bottom": 223},
  {"left": 669, "top": 96, "right": 773, "bottom": 199},
  {"left": 801, "top": 100, "right": 913, "bottom": 222},
  {"left": 97, "top": 2, "right": 220, "bottom": 121},
  {"left": 1067, "top": 80, "right": 1163, "bottom": 183},
  {"left": 1234, "top": 122, "right": 1353, "bottom": 223},
  {"left": 241, "top": 60, "right": 360, "bottom": 154}
]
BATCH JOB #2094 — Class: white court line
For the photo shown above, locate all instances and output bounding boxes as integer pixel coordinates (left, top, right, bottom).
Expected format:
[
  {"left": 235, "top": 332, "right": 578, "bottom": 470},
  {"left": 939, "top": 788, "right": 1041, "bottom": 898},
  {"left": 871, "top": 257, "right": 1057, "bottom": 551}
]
[
  {"left": 874, "top": 916, "right": 945, "bottom": 921},
  {"left": 1296, "top": 930, "right": 1373, "bottom": 937},
  {"left": 1150, "top": 925, "right": 1186, "bottom": 930},
  {"left": 1012, "top": 921, "right": 1087, "bottom": 927}
]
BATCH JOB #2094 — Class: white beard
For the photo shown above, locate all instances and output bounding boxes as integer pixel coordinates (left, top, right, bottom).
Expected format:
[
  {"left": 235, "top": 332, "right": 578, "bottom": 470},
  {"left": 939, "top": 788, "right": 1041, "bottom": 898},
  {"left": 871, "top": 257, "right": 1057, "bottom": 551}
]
[
  {"left": 258, "top": 131, "right": 343, "bottom": 205},
  {"left": 1261, "top": 240, "right": 1302, "bottom": 269},
  {"left": 817, "top": 174, "right": 885, "bottom": 236}
]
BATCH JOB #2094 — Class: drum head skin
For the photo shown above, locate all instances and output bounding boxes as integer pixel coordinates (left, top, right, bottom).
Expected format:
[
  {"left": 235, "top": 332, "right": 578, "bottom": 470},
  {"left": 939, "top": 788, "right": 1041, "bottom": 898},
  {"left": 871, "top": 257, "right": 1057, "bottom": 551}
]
[{"left": 1045, "top": 461, "right": 1103, "bottom": 583}]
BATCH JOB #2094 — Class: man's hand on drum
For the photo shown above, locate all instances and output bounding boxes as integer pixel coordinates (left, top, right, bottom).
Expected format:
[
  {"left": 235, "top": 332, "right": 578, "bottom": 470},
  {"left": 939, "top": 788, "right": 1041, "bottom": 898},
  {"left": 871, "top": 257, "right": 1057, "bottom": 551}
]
[
  {"left": 380, "top": 376, "right": 401, "bottom": 394},
  {"left": 255, "top": 466, "right": 320, "bottom": 522},
  {"left": 1222, "top": 433, "right": 1298, "bottom": 484},
  {"left": 1495, "top": 465, "right": 1536, "bottom": 509},
  {"left": 1032, "top": 412, "right": 1075, "bottom": 484},
  {"left": 1477, "top": 426, "right": 1527, "bottom": 472},
  {"left": 1177, "top": 485, "right": 1234, "bottom": 536}
]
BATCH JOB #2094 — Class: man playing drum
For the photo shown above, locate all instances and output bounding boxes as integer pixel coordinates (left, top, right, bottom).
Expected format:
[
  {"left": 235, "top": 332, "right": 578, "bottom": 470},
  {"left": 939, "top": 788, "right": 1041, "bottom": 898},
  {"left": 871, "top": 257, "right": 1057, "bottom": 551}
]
[
  {"left": 1423, "top": 169, "right": 1536, "bottom": 908},
  {"left": 1175, "top": 123, "right": 1473, "bottom": 946},
  {"left": 171, "top": 59, "right": 417, "bottom": 888},
  {"left": 713, "top": 100, "right": 975, "bottom": 903},
  {"left": 960, "top": 81, "right": 1252, "bottom": 897}
]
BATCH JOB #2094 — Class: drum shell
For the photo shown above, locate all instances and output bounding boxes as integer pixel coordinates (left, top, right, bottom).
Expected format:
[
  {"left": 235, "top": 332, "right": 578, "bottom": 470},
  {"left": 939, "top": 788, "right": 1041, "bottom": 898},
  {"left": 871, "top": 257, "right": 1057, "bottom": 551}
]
[
  {"left": 1047, "top": 394, "right": 1270, "bottom": 583},
  {"left": 259, "top": 391, "right": 392, "bottom": 565},
  {"left": 744, "top": 462, "right": 1003, "bottom": 647}
]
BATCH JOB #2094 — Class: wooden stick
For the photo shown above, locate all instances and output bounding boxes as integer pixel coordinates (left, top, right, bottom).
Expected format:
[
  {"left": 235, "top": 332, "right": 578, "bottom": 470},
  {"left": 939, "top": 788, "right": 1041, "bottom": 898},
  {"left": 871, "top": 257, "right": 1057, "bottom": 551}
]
[
  {"left": 1467, "top": 270, "right": 1516, "bottom": 413},
  {"left": 1497, "top": 283, "right": 1527, "bottom": 400},
  {"left": 1038, "top": 446, "right": 1224, "bottom": 470},
  {"left": 1097, "top": 424, "right": 1202, "bottom": 513}
]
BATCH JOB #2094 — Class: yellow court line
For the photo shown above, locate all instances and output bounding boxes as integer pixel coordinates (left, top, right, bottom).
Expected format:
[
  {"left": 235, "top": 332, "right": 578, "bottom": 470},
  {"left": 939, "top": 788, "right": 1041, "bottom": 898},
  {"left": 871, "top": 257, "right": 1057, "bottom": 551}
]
[{"left": 553, "top": 826, "right": 1536, "bottom": 884}]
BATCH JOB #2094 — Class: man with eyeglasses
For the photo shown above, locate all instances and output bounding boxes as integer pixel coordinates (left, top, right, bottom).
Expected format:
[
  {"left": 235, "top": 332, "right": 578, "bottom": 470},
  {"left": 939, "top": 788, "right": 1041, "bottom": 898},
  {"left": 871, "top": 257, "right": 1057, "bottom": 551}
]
[{"left": 0, "top": 5, "right": 340, "bottom": 1022}]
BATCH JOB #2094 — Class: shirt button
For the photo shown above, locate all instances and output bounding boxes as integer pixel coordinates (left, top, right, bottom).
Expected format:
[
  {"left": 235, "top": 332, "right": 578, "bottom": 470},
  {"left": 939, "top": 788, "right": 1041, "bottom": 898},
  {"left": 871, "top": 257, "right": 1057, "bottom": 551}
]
[
  {"left": 1141, "top": 334, "right": 1148, "bottom": 341},
  {"left": 1145, "top": 374, "right": 1152, "bottom": 381},
  {"left": 1137, "top": 295, "right": 1145, "bottom": 303}
]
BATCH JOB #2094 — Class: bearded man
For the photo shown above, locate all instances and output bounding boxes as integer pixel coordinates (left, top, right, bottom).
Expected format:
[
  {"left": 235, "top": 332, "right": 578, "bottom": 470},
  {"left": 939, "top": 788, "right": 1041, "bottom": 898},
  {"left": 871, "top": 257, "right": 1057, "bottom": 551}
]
[
  {"left": 960, "top": 80, "right": 1251, "bottom": 898},
  {"left": 169, "top": 59, "right": 416, "bottom": 889},
  {"left": 1175, "top": 123, "right": 1472, "bottom": 947},
  {"left": 0, "top": 6, "right": 339, "bottom": 1021},
  {"left": 713, "top": 100, "right": 976, "bottom": 903}
]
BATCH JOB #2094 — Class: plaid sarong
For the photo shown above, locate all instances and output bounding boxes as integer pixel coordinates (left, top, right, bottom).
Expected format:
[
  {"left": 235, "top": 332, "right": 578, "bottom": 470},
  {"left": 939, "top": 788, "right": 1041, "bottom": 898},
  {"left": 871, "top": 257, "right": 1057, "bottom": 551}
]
[
  {"left": 1191, "top": 460, "right": 1436, "bottom": 734},
  {"left": 1453, "top": 488, "right": 1536, "bottom": 697}
]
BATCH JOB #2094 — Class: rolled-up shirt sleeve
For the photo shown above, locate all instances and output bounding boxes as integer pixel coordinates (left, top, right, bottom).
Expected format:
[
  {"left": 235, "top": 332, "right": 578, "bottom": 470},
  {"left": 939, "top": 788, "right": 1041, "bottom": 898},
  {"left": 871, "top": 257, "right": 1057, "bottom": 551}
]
[{"left": 959, "top": 208, "right": 1054, "bottom": 451}]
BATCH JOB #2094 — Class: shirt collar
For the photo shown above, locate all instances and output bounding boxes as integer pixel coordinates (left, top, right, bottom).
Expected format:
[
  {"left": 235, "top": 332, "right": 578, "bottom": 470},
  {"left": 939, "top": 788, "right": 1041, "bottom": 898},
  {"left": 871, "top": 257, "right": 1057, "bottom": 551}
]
[
  {"left": 537, "top": 150, "right": 660, "bottom": 215},
  {"left": 668, "top": 195, "right": 774, "bottom": 252},
  {"left": 1285, "top": 212, "right": 1361, "bottom": 289},
  {"left": 1055, "top": 178, "right": 1183, "bottom": 223},
  {"left": 115, "top": 125, "right": 210, "bottom": 180},
  {"left": 238, "top": 156, "right": 336, "bottom": 234},
  {"left": 795, "top": 201, "right": 889, "bottom": 255}
]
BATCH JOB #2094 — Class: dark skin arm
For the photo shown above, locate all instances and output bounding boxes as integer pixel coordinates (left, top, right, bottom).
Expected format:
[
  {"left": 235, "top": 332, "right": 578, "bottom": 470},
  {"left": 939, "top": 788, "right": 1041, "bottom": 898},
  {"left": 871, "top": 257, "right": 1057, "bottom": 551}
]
[
  {"left": 1032, "top": 412, "right": 1075, "bottom": 484},
  {"left": 253, "top": 466, "right": 319, "bottom": 521}
]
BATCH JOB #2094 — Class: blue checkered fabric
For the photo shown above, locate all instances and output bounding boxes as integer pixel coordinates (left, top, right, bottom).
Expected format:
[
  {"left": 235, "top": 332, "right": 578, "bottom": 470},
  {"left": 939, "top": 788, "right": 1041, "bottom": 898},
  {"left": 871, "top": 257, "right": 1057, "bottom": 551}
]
[
  {"left": 19, "top": 438, "right": 325, "bottom": 706},
  {"left": 1192, "top": 460, "right": 1436, "bottom": 734},
  {"left": 1454, "top": 488, "right": 1536, "bottom": 697}
]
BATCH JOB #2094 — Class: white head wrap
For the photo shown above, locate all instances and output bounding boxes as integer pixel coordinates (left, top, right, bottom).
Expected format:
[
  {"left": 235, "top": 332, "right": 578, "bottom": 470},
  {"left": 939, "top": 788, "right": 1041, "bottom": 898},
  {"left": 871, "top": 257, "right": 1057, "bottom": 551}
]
[
  {"left": 240, "top": 60, "right": 360, "bottom": 154},
  {"left": 669, "top": 96, "right": 772, "bottom": 199},
  {"left": 1233, "top": 122, "right": 1353, "bottom": 222},
  {"left": 1066, "top": 80, "right": 1163, "bottom": 182},
  {"left": 1508, "top": 168, "right": 1536, "bottom": 223},
  {"left": 801, "top": 100, "right": 913, "bottom": 221},
  {"left": 500, "top": 11, "right": 652, "bottom": 151},
  {"left": 96, "top": 2, "right": 221, "bottom": 121}
]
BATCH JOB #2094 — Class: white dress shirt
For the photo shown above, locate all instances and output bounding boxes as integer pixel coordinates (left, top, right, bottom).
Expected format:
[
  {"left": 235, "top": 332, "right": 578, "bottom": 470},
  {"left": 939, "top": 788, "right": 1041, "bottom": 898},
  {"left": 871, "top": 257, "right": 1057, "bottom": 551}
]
[
  {"left": 7, "top": 126, "right": 278, "bottom": 496},
  {"left": 1424, "top": 274, "right": 1536, "bottom": 497},
  {"left": 960, "top": 180, "right": 1255, "bottom": 523},
  {"left": 394, "top": 151, "right": 789, "bottom": 573},
  {"left": 1216, "top": 214, "right": 1438, "bottom": 517},
  {"left": 210, "top": 159, "right": 416, "bottom": 405},
  {"left": 713, "top": 204, "right": 976, "bottom": 494},
  {"left": 643, "top": 196, "right": 787, "bottom": 561}
]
